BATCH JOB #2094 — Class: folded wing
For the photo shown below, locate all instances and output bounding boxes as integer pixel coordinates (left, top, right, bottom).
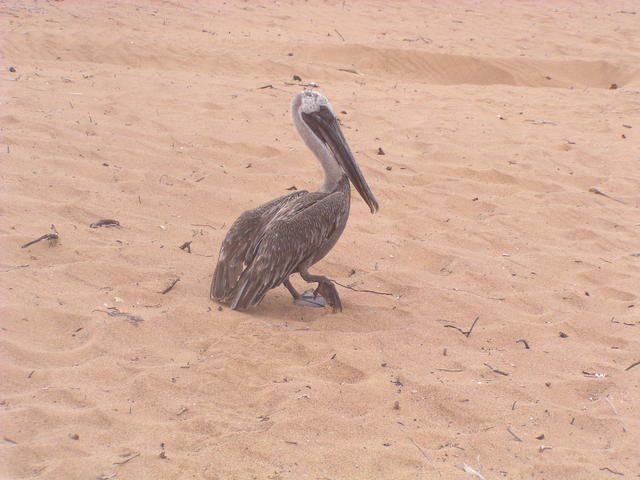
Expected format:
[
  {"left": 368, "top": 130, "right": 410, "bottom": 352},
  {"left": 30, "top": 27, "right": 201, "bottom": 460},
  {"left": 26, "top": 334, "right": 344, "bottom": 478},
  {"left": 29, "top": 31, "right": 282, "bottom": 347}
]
[
  {"left": 210, "top": 190, "right": 307, "bottom": 301},
  {"left": 224, "top": 191, "right": 347, "bottom": 310}
]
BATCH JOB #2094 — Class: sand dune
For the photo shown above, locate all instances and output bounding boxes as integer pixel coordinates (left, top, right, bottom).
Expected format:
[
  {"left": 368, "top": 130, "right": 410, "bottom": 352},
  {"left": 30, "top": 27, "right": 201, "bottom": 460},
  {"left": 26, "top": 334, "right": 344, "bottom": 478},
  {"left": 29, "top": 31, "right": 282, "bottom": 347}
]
[{"left": 1, "top": 1, "right": 639, "bottom": 479}]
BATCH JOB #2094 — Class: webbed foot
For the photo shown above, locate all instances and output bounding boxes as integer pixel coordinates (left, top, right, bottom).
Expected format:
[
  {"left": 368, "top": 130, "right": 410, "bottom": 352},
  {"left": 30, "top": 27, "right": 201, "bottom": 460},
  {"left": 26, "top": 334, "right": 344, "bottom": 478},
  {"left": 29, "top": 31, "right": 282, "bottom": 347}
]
[
  {"left": 285, "top": 273, "right": 343, "bottom": 312},
  {"left": 293, "top": 289, "right": 327, "bottom": 308},
  {"left": 314, "top": 281, "right": 342, "bottom": 312}
]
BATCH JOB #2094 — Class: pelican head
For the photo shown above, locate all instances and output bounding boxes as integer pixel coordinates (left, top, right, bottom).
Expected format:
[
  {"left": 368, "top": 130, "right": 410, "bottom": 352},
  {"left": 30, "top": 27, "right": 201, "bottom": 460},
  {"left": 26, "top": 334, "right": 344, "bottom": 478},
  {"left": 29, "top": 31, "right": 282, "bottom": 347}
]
[{"left": 292, "top": 90, "right": 379, "bottom": 214}]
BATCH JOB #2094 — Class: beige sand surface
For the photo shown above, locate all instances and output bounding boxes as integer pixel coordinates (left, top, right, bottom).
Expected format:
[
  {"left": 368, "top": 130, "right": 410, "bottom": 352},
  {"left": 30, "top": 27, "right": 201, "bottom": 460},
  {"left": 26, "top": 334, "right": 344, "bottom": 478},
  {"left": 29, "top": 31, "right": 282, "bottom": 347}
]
[{"left": 1, "top": 1, "right": 639, "bottom": 478}]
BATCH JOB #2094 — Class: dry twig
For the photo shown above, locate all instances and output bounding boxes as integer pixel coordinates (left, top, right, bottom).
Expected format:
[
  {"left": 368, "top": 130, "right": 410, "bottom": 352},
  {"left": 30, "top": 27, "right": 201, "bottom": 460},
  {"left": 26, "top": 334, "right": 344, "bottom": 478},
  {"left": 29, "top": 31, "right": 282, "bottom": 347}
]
[
  {"left": 90, "top": 219, "right": 120, "bottom": 228},
  {"left": 589, "top": 187, "right": 626, "bottom": 204},
  {"left": 96, "top": 474, "right": 117, "bottom": 480},
  {"left": 625, "top": 360, "right": 640, "bottom": 371},
  {"left": 0, "top": 264, "right": 30, "bottom": 272},
  {"left": 331, "top": 279, "right": 393, "bottom": 296},
  {"left": 458, "top": 462, "right": 486, "bottom": 480},
  {"left": 95, "top": 308, "right": 143, "bottom": 326},
  {"left": 600, "top": 467, "right": 624, "bottom": 476},
  {"left": 160, "top": 278, "right": 180, "bottom": 294},
  {"left": 444, "top": 316, "right": 480, "bottom": 337},
  {"left": 21, "top": 225, "right": 59, "bottom": 248},
  {"left": 408, "top": 437, "right": 431, "bottom": 462},
  {"left": 524, "top": 119, "right": 557, "bottom": 125},
  {"left": 113, "top": 452, "right": 140, "bottom": 466},
  {"left": 484, "top": 363, "right": 510, "bottom": 376},
  {"left": 284, "top": 81, "right": 319, "bottom": 88},
  {"left": 603, "top": 396, "right": 618, "bottom": 415},
  {"left": 507, "top": 427, "right": 523, "bottom": 442}
]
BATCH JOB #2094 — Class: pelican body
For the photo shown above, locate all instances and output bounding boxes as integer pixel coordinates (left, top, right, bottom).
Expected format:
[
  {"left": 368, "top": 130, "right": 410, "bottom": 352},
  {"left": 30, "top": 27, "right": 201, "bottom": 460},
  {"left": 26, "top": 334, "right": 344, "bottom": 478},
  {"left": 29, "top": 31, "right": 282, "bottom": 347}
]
[{"left": 210, "top": 90, "right": 378, "bottom": 311}]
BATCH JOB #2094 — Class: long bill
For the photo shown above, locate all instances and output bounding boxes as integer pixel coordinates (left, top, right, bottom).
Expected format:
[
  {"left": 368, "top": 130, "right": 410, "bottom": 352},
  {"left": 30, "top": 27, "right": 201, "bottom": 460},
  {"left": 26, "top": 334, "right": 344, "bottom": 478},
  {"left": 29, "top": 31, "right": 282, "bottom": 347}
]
[{"left": 302, "top": 107, "right": 379, "bottom": 213}]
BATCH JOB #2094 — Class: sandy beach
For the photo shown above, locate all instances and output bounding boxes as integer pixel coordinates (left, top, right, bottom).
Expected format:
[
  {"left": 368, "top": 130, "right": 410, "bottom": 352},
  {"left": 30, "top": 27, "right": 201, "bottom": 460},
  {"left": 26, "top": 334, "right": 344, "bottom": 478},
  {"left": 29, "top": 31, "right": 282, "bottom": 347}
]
[{"left": 1, "top": 1, "right": 639, "bottom": 478}]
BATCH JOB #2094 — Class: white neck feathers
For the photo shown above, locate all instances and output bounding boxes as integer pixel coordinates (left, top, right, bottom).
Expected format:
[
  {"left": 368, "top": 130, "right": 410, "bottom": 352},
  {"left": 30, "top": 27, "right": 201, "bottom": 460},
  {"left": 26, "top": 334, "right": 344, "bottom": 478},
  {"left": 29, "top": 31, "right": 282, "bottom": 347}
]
[{"left": 291, "top": 93, "right": 344, "bottom": 193}]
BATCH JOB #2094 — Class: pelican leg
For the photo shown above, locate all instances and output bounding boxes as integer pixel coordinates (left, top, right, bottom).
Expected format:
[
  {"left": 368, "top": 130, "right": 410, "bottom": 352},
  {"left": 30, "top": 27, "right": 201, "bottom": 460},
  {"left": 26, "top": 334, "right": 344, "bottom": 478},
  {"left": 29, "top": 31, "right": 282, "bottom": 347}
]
[
  {"left": 283, "top": 277, "right": 326, "bottom": 308},
  {"left": 298, "top": 269, "right": 343, "bottom": 312}
]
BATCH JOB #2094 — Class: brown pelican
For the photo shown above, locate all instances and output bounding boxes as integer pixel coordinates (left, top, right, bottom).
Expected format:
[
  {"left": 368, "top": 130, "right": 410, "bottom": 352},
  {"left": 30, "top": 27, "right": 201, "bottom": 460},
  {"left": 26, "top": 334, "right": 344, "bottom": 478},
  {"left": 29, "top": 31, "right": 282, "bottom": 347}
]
[{"left": 210, "top": 90, "right": 378, "bottom": 311}]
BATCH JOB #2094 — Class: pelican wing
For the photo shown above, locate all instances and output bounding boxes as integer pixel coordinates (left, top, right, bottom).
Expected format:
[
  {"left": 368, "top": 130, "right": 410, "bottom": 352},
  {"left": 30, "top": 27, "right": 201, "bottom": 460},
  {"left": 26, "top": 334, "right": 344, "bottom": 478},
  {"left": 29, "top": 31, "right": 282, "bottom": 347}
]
[
  {"left": 228, "top": 190, "right": 347, "bottom": 310},
  {"left": 210, "top": 190, "right": 308, "bottom": 301}
]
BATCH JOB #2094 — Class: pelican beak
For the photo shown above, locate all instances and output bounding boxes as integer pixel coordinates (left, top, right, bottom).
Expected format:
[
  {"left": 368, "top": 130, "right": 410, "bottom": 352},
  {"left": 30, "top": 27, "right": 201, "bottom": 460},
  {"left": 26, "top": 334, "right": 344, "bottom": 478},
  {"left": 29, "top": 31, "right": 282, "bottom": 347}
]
[{"left": 302, "top": 107, "right": 379, "bottom": 213}]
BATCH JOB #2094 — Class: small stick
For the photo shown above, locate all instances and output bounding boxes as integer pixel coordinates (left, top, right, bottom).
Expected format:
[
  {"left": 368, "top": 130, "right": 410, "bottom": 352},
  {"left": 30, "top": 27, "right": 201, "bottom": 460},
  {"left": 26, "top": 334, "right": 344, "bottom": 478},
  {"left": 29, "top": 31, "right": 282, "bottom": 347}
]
[
  {"left": 160, "top": 278, "right": 180, "bottom": 294},
  {"left": 334, "top": 29, "right": 345, "bottom": 41},
  {"left": 0, "top": 264, "right": 30, "bottom": 272},
  {"left": 408, "top": 437, "right": 431, "bottom": 462},
  {"left": 283, "top": 82, "right": 319, "bottom": 88},
  {"left": 21, "top": 233, "right": 58, "bottom": 248},
  {"left": 625, "top": 360, "right": 640, "bottom": 371},
  {"left": 444, "top": 325, "right": 467, "bottom": 336},
  {"left": 589, "top": 187, "right": 626, "bottom": 204},
  {"left": 507, "top": 427, "right": 523, "bottom": 442},
  {"left": 96, "top": 474, "right": 117, "bottom": 480},
  {"left": 391, "top": 377, "right": 403, "bottom": 387},
  {"left": 436, "top": 368, "right": 463, "bottom": 372},
  {"left": 3, "top": 437, "right": 17, "bottom": 444},
  {"left": 331, "top": 279, "right": 393, "bottom": 296},
  {"left": 179, "top": 241, "right": 192, "bottom": 253},
  {"left": 599, "top": 467, "right": 624, "bottom": 476},
  {"left": 524, "top": 119, "right": 557, "bottom": 125},
  {"left": 95, "top": 309, "right": 143, "bottom": 325},
  {"left": 337, "top": 68, "right": 359, "bottom": 75},
  {"left": 484, "top": 363, "right": 509, "bottom": 376},
  {"left": 459, "top": 462, "right": 486, "bottom": 480},
  {"left": 516, "top": 339, "right": 530, "bottom": 349},
  {"left": 447, "top": 287, "right": 505, "bottom": 301},
  {"left": 465, "top": 315, "right": 480, "bottom": 337},
  {"left": 444, "top": 316, "right": 480, "bottom": 338},
  {"left": 176, "top": 407, "right": 188, "bottom": 416},
  {"left": 603, "top": 396, "right": 618, "bottom": 415},
  {"left": 90, "top": 219, "right": 120, "bottom": 228},
  {"left": 113, "top": 452, "right": 140, "bottom": 466}
]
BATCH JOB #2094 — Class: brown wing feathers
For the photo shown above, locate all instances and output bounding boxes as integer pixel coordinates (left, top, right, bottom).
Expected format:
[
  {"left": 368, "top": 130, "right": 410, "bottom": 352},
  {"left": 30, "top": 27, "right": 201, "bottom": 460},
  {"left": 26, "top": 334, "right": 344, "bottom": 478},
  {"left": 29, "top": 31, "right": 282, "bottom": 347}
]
[
  {"left": 224, "top": 191, "right": 345, "bottom": 309},
  {"left": 210, "top": 191, "right": 306, "bottom": 302}
]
